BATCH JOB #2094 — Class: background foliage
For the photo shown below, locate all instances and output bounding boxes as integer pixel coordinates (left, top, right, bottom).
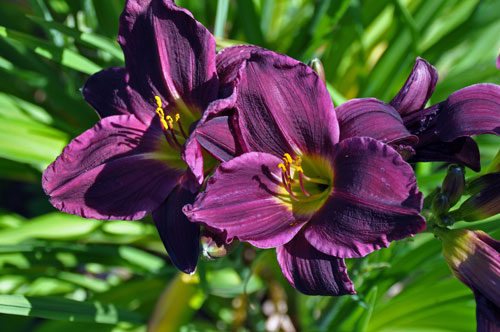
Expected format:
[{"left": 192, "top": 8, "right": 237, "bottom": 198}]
[{"left": 0, "top": 0, "right": 499, "bottom": 331}]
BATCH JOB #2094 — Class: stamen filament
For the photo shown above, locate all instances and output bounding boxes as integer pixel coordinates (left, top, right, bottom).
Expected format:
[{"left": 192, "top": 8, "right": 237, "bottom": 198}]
[
  {"left": 298, "top": 171, "right": 311, "bottom": 197},
  {"left": 281, "top": 171, "right": 299, "bottom": 201},
  {"left": 301, "top": 174, "right": 330, "bottom": 185},
  {"left": 175, "top": 114, "right": 188, "bottom": 139},
  {"left": 169, "top": 128, "right": 183, "bottom": 148}
]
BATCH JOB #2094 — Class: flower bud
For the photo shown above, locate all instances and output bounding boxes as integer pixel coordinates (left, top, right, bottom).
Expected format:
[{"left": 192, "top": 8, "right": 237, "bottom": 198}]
[
  {"left": 435, "top": 228, "right": 500, "bottom": 329},
  {"left": 308, "top": 58, "right": 326, "bottom": 84},
  {"left": 441, "top": 164, "right": 465, "bottom": 206},
  {"left": 436, "top": 214, "right": 454, "bottom": 227},
  {"left": 200, "top": 228, "right": 238, "bottom": 260},
  {"left": 432, "top": 193, "right": 451, "bottom": 215},
  {"left": 453, "top": 173, "right": 500, "bottom": 222}
]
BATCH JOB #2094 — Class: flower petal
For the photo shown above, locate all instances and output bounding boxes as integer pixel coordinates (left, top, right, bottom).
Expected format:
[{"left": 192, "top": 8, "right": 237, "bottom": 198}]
[
  {"left": 474, "top": 290, "right": 500, "bottom": 332},
  {"left": 304, "top": 137, "right": 425, "bottom": 258},
  {"left": 182, "top": 135, "right": 204, "bottom": 186},
  {"left": 82, "top": 67, "right": 153, "bottom": 121},
  {"left": 236, "top": 50, "right": 339, "bottom": 157},
  {"left": 216, "top": 45, "right": 265, "bottom": 98},
  {"left": 335, "top": 98, "right": 417, "bottom": 145},
  {"left": 195, "top": 115, "right": 246, "bottom": 162},
  {"left": 152, "top": 177, "right": 200, "bottom": 274},
  {"left": 411, "top": 136, "right": 481, "bottom": 172},
  {"left": 190, "top": 93, "right": 247, "bottom": 163},
  {"left": 497, "top": 54, "right": 500, "bottom": 71},
  {"left": 118, "top": 0, "right": 218, "bottom": 112},
  {"left": 390, "top": 57, "right": 438, "bottom": 117},
  {"left": 434, "top": 84, "right": 500, "bottom": 141},
  {"left": 184, "top": 152, "right": 308, "bottom": 248},
  {"left": 277, "top": 231, "right": 355, "bottom": 296},
  {"left": 42, "top": 115, "right": 184, "bottom": 220}
]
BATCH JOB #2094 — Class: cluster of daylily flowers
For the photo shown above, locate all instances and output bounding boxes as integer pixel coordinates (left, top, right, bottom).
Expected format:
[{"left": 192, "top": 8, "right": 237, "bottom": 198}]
[{"left": 42, "top": 0, "right": 500, "bottom": 330}]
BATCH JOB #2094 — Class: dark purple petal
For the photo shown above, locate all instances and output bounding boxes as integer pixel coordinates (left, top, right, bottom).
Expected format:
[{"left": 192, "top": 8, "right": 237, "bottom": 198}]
[
  {"left": 42, "top": 115, "right": 184, "bottom": 220},
  {"left": 216, "top": 45, "right": 266, "bottom": 98},
  {"left": 190, "top": 92, "right": 247, "bottom": 162},
  {"left": 474, "top": 290, "right": 500, "bottom": 332},
  {"left": 276, "top": 231, "right": 355, "bottom": 296},
  {"left": 195, "top": 115, "right": 247, "bottom": 162},
  {"left": 152, "top": 177, "right": 200, "bottom": 274},
  {"left": 82, "top": 67, "right": 154, "bottom": 121},
  {"left": 496, "top": 54, "right": 500, "bottom": 71},
  {"left": 236, "top": 50, "right": 339, "bottom": 157},
  {"left": 434, "top": 84, "right": 500, "bottom": 141},
  {"left": 304, "top": 137, "right": 425, "bottom": 258},
  {"left": 118, "top": 0, "right": 218, "bottom": 113},
  {"left": 335, "top": 98, "right": 417, "bottom": 145},
  {"left": 411, "top": 137, "right": 481, "bottom": 172},
  {"left": 182, "top": 135, "right": 204, "bottom": 186},
  {"left": 184, "top": 152, "right": 309, "bottom": 248},
  {"left": 390, "top": 57, "right": 438, "bottom": 117}
]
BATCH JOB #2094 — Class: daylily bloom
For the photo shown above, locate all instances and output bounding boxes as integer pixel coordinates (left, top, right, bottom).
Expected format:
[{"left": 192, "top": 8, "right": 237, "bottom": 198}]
[
  {"left": 335, "top": 57, "right": 500, "bottom": 171},
  {"left": 42, "top": 0, "right": 249, "bottom": 273},
  {"left": 184, "top": 50, "right": 426, "bottom": 295},
  {"left": 435, "top": 228, "right": 500, "bottom": 331}
]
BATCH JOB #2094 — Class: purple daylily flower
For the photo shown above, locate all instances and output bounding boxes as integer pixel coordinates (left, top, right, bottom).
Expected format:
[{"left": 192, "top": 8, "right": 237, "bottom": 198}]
[
  {"left": 42, "top": 0, "right": 249, "bottom": 274},
  {"left": 336, "top": 57, "right": 500, "bottom": 171},
  {"left": 436, "top": 228, "right": 500, "bottom": 331},
  {"left": 184, "top": 50, "right": 426, "bottom": 295}
]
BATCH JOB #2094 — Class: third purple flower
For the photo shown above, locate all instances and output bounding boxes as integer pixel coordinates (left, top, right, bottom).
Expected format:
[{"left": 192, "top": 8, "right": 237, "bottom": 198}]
[{"left": 336, "top": 57, "right": 500, "bottom": 171}]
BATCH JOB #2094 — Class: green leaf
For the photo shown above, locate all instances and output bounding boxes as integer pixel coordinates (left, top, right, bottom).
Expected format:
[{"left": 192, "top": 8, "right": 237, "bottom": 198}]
[
  {"left": 214, "top": 0, "right": 229, "bottom": 38},
  {"left": 27, "top": 17, "right": 124, "bottom": 61},
  {"left": 0, "top": 213, "right": 102, "bottom": 244},
  {"left": 0, "top": 117, "right": 67, "bottom": 170},
  {"left": 0, "top": 295, "right": 144, "bottom": 325},
  {"left": 0, "top": 26, "right": 102, "bottom": 74}
]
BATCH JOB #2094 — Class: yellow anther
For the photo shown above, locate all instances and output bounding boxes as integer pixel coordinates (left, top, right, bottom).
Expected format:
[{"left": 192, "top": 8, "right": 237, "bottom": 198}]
[
  {"left": 175, "top": 113, "right": 180, "bottom": 122},
  {"left": 278, "top": 163, "right": 287, "bottom": 172},
  {"left": 156, "top": 107, "right": 164, "bottom": 118},
  {"left": 165, "top": 115, "right": 174, "bottom": 130},
  {"left": 155, "top": 96, "right": 162, "bottom": 108},
  {"left": 296, "top": 166, "right": 304, "bottom": 173},
  {"left": 295, "top": 156, "right": 302, "bottom": 166},
  {"left": 155, "top": 108, "right": 169, "bottom": 129},
  {"left": 284, "top": 153, "right": 293, "bottom": 164}
]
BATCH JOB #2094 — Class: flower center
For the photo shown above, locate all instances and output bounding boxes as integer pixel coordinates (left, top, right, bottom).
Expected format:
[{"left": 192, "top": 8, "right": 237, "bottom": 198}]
[
  {"left": 154, "top": 95, "right": 189, "bottom": 150},
  {"left": 277, "top": 153, "right": 332, "bottom": 213}
]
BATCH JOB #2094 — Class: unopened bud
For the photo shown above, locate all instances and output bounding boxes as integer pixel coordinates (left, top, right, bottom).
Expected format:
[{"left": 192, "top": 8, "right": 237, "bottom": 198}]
[
  {"left": 441, "top": 164, "right": 465, "bottom": 206},
  {"left": 308, "top": 58, "right": 326, "bottom": 84},
  {"left": 436, "top": 214, "right": 454, "bottom": 227},
  {"left": 200, "top": 229, "right": 238, "bottom": 260},
  {"left": 432, "top": 193, "right": 451, "bottom": 215},
  {"left": 454, "top": 173, "right": 500, "bottom": 222}
]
